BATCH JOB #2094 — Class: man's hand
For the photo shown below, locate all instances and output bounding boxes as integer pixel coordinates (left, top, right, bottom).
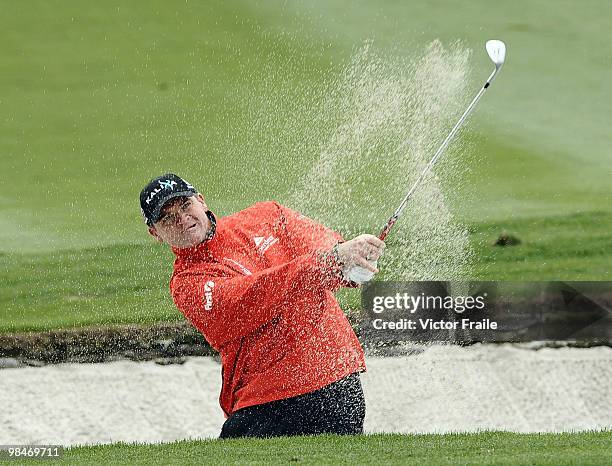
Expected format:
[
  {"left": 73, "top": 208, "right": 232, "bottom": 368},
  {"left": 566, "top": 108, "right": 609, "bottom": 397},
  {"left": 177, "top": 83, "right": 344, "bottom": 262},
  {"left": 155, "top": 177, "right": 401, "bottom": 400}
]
[{"left": 337, "top": 234, "right": 385, "bottom": 283}]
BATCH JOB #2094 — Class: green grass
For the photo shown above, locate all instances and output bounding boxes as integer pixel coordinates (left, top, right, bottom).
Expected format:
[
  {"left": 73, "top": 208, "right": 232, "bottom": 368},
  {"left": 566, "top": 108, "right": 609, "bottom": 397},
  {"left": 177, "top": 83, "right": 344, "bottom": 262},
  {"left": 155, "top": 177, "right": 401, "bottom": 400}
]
[
  {"left": 1, "top": 1, "right": 611, "bottom": 333},
  {"left": 469, "top": 211, "right": 612, "bottom": 280},
  {"left": 0, "top": 243, "right": 180, "bottom": 333},
  {"left": 61, "top": 432, "right": 612, "bottom": 465},
  {"left": 1, "top": 0, "right": 610, "bottom": 254}
]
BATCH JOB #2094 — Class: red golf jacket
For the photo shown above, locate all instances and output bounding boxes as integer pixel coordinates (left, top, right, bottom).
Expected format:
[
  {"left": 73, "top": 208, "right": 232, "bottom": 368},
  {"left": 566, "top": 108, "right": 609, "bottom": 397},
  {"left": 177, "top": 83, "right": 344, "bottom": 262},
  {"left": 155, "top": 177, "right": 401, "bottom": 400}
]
[{"left": 170, "top": 201, "right": 366, "bottom": 417}]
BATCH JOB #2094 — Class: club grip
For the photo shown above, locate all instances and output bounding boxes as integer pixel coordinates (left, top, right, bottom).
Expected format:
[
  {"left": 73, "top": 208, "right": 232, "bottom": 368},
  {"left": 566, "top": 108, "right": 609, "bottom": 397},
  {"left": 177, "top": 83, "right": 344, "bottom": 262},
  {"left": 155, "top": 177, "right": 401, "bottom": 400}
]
[{"left": 378, "top": 216, "right": 398, "bottom": 241}]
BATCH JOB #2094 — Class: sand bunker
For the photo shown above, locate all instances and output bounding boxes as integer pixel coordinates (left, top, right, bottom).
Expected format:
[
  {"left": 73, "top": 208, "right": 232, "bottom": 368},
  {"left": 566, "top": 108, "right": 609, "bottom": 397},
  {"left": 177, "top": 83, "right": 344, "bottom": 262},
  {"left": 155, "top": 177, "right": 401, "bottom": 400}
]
[{"left": 1, "top": 344, "right": 610, "bottom": 446}]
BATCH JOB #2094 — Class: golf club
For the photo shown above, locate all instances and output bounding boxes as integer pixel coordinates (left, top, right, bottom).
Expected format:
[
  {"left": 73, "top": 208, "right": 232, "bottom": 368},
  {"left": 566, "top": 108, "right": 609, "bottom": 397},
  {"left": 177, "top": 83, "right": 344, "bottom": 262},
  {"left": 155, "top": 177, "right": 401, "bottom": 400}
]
[
  {"left": 379, "top": 39, "right": 506, "bottom": 241},
  {"left": 346, "top": 39, "right": 506, "bottom": 284}
]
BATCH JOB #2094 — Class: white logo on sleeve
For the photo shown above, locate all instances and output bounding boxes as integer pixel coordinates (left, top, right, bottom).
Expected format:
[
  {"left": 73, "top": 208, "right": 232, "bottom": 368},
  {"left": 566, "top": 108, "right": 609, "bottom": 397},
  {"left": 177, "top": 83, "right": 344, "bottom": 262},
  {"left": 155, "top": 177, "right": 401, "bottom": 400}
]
[
  {"left": 253, "top": 235, "right": 278, "bottom": 255},
  {"left": 203, "top": 280, "right": 215, "bottom": 310}
]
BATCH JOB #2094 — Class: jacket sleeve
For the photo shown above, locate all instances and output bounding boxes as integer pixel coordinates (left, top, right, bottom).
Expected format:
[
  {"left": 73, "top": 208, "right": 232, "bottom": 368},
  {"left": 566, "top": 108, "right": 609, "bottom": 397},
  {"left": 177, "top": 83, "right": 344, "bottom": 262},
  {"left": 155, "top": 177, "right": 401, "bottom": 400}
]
[
  {"left": 273, "top": 202, "right": 343, "bottom": 256},
  {"left": 274, "top": 202, "right": 359, "bottom": 289},
  {"left": 170, "top": 250, "right": 343, "bottom": 350}
]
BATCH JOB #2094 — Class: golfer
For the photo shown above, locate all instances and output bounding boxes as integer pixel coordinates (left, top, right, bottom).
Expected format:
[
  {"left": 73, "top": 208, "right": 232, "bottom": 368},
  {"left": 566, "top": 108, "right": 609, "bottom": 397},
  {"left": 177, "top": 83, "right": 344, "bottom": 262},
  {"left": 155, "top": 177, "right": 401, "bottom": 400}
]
[{"left": 140, "top": 173, "right": 385, "bottom": 438}]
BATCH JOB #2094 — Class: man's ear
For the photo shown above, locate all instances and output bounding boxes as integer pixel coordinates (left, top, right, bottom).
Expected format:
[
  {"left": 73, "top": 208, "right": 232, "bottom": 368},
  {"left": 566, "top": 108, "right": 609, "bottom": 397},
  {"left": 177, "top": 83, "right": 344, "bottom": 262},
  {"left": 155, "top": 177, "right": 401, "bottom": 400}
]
[
  {"left": 148, "top": 226, "right": 164, "bottom": 243},
  {"left": 195, "top": 193, "right": 208, "bottom": 210}
]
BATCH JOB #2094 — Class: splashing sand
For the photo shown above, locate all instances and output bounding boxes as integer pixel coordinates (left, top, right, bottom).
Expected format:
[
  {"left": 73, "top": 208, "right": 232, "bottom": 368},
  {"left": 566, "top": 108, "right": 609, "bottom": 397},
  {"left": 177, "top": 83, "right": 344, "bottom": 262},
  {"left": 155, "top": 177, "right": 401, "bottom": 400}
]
[{"left": 288, "top": 40, "right": 474, "bottom": 280}]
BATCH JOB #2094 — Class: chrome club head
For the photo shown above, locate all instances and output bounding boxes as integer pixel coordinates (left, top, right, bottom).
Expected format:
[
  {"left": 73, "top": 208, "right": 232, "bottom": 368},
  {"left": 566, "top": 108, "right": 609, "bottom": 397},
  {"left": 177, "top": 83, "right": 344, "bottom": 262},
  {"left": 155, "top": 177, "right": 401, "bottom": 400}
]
[{"left": 486, "top": 40, "right": 506, "bottom": 69}]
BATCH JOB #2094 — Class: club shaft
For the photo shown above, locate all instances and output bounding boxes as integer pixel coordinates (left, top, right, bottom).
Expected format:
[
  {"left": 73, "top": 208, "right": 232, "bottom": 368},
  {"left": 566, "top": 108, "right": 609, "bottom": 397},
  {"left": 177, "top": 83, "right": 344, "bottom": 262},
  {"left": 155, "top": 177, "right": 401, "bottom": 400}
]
[{"left": 378, "top": 67, "right": 499, "bottom": 241}]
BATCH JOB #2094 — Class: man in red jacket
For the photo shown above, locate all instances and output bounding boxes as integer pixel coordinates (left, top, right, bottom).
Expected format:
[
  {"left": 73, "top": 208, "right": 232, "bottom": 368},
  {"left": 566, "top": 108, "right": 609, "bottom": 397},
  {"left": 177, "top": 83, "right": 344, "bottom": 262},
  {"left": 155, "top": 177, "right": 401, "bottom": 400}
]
[{"left": 140, "top": 173, "right": 385, "bottom": 438}]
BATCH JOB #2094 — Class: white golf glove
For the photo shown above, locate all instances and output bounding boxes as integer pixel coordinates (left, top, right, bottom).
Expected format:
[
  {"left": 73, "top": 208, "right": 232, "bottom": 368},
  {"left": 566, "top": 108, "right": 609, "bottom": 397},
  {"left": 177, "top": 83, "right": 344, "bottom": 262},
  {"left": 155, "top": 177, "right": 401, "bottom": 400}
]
[
  {"left": 331, "top": 234, "right": 385, "bottom": 285},
  {"left": 344, "top": 261, "right": 377, "bottom": 284}
]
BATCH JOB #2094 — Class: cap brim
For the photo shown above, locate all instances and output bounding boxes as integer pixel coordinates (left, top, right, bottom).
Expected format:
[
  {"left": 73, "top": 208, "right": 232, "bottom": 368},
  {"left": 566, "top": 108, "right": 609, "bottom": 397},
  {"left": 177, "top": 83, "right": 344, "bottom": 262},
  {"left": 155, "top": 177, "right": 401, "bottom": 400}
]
[{"left": 149, "top": 190, "right": 197, "bottom": 225}]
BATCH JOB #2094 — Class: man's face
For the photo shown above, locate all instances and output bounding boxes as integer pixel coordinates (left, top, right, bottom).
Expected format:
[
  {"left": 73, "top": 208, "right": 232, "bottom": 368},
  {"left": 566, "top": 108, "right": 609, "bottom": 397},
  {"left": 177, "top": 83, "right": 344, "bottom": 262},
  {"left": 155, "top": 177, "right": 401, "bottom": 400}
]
[{"left": 148, "top": 194, "right": 212, "bottom": 249}]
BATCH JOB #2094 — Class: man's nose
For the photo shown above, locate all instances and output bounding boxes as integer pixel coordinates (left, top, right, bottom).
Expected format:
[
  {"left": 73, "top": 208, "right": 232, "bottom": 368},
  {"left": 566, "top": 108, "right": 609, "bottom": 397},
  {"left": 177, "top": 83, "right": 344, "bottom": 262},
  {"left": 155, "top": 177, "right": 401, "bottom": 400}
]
[{"left": 176, "top": 210, "right": 192, "bottom": 226}]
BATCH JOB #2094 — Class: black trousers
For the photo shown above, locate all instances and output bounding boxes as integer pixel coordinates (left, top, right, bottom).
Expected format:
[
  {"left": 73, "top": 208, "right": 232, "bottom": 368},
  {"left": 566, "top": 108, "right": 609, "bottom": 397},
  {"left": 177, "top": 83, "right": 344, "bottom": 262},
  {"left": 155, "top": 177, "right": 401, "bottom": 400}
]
[{"left": 219, "top": 373, "right": 365, "bottom": 439}]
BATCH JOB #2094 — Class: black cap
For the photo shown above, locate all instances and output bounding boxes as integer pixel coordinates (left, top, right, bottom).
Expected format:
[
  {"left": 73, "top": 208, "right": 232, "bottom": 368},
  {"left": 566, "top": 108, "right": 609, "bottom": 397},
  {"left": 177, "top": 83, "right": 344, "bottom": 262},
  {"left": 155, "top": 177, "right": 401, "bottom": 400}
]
[{"left": 140, "top": 173, "right": 198, "bottom": 226}]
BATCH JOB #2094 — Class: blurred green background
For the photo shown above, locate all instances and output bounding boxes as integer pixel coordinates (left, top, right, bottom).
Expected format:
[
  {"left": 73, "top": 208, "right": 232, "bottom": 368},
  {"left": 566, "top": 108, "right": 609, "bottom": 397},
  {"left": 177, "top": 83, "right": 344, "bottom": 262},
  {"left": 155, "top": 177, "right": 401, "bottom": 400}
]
[{"left": 1, "top": 0, "right": 610, "bottom": 332}]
